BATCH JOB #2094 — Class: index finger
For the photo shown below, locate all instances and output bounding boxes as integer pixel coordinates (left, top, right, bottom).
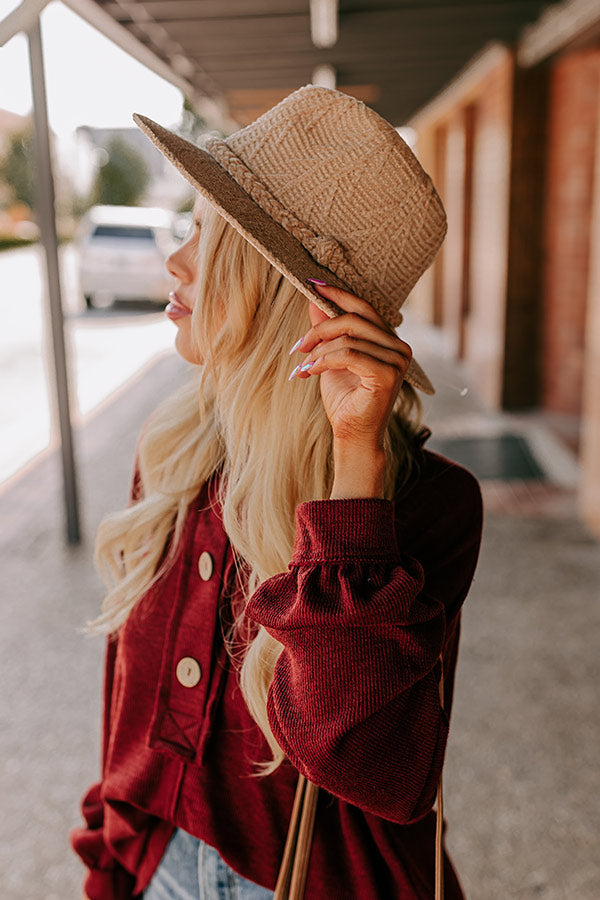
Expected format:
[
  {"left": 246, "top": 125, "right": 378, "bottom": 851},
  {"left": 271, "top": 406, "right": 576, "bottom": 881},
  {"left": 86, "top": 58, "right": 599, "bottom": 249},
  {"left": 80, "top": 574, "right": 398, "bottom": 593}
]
[{"left": 307, "top": 280, "right": 397, "bottom": 337}]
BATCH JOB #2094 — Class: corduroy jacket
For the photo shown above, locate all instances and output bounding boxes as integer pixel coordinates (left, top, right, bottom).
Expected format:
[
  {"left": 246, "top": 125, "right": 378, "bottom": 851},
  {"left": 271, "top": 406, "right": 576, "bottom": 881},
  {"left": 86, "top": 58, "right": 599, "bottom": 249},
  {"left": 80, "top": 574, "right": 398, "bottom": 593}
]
[{"left": 71, "top": 431, "right": 483, "bottom": 899}]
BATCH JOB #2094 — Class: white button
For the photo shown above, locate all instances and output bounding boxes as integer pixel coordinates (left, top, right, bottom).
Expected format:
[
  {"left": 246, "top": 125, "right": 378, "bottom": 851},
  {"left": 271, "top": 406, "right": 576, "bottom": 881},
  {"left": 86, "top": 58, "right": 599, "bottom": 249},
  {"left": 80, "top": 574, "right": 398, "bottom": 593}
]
[
  {"left": 198, "top": 551, "right": 214, "bottom": 581},
  {"left": 176, "top": 657, "right": 202, "bottom": 688}
]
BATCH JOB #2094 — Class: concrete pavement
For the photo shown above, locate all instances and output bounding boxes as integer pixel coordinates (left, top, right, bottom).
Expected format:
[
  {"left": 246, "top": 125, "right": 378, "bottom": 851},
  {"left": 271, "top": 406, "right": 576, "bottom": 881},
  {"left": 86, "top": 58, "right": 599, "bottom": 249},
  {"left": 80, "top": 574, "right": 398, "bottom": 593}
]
[
  {"left": 0, "top": 351, "right": 189, "bottom": 899},
  {"left": 0, "top": 323, "right": 598, "bottom": 899},
  {"left": 410, "top": 315, "right": 599, "bottom": 899}
]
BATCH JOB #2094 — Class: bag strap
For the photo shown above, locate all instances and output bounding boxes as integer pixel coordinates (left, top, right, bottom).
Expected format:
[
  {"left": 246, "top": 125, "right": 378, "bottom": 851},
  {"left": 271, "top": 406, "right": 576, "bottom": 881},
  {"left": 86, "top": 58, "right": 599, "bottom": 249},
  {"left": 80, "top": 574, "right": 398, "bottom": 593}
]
[
  {"left": 435, "top": 656, "right": 445, "bottom": 900},
  {"left": 275, "top": 657, "right": 445, "bottom": 900},
  {"left": 274, "top": 774, "right": 319, "bottom": 900}
]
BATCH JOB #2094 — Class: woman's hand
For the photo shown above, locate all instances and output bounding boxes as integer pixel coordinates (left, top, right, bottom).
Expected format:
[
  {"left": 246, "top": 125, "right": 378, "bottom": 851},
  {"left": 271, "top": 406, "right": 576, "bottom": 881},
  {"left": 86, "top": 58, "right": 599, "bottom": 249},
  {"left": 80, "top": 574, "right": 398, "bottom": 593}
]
[{"left": 289, "top": 282, "right": 412, "bottom": 498}]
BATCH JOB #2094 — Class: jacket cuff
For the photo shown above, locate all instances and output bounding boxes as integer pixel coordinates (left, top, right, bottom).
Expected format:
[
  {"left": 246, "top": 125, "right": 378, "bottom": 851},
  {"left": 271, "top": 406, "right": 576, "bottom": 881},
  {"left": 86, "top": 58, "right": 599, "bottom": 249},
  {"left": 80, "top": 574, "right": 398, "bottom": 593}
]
[{"left": 291, "top": 498, "right": 400, "bottom": 565}]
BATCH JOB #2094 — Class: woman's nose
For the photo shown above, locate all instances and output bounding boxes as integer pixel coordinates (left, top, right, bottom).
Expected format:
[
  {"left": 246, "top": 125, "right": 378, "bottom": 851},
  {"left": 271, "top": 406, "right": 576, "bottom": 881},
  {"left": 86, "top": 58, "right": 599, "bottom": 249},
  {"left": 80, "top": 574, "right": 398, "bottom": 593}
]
[{"left": 166, "top": 244, "right": 193, "bottom": 283}]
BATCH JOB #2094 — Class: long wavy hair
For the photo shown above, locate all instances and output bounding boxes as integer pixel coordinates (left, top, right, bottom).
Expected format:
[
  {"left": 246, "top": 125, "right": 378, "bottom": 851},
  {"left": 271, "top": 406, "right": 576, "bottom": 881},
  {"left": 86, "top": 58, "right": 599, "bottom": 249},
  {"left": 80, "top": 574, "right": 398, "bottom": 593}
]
[{"left": 92, "top": 204, "right": 423, "bottom": 773}]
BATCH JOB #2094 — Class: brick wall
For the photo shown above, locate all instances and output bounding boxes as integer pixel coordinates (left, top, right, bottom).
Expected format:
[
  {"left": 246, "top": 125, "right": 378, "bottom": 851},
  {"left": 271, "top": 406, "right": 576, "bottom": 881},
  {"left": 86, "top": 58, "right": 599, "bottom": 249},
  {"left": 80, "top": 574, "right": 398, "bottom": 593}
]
[
  {"left": 411, "top": 44, "right": 600, "bottom": 420},
  {"left": 441, "top": 108, "right": 469, "bottom": 359},
  {"left": 405, "top": 127, "right": 440, "bottom": 326},
  {"left": 542, "top": 48, "right": 600, "bottom": 416},
  {"left": 464, "top": 59, "right": 513, "bottom": 408},
  {"left": 411, "top": 49, "right": 514, "bottom": 409}
]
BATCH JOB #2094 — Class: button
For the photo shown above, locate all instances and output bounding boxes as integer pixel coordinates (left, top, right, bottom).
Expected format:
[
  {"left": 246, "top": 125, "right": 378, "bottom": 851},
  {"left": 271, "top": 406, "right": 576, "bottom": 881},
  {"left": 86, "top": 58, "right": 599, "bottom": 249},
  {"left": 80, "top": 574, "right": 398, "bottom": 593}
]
[
  {"left": 198, "top": 551, "right": 214, "bottom": 581},
  {"left": 176, "top": 657, "right": 202, "bottom": 688}
]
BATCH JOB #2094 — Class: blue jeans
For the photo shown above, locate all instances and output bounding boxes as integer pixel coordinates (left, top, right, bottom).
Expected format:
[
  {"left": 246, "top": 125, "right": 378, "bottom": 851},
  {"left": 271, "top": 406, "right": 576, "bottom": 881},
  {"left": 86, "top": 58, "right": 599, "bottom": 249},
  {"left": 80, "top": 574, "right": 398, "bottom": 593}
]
[{"left": 143, "top": 828, "right": 275, "bottom": 900}]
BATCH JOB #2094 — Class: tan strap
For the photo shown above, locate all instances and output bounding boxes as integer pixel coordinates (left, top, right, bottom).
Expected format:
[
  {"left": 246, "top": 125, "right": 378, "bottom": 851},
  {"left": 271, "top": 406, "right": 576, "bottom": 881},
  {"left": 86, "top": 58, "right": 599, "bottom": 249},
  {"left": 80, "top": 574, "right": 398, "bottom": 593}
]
[
  {"left": 435, "top": 774, "right": 444, "bottom": 900},
  {"left": 274, "top": 774, "right": 308, "bottom": 900},
  {"left": 274, "top": 775, "right": 319, "bottom": 900},
  {"left": 276, "top": 657, "right": 446, "bottom": 899},
  {"left": 288, "top": 780, "right": 319, "bottom": 899},
  {"left": 435, "top": 655, "right": 445, "bottom": 900}
]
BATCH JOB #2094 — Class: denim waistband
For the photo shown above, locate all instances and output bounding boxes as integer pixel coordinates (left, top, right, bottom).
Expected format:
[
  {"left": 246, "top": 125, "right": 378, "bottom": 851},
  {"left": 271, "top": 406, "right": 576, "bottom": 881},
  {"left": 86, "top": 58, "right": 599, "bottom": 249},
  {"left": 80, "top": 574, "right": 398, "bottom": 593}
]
[{"left": 143, "top": 827, "right": 275, "bottom": 900}]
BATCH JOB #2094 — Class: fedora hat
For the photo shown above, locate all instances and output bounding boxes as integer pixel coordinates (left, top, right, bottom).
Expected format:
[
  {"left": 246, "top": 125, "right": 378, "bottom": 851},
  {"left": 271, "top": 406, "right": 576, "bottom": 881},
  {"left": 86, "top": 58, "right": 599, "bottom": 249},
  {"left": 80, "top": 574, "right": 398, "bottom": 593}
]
[{"left": 134, "top": 85, "right": 446, "bottom": 394}]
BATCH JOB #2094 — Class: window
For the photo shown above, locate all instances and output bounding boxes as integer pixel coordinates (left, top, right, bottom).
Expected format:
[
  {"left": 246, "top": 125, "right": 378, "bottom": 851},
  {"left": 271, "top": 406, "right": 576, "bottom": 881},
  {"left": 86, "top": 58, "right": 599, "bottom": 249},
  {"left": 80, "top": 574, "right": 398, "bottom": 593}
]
[{"left": 92, "top": 225, "right": 156, "bottom": 240}]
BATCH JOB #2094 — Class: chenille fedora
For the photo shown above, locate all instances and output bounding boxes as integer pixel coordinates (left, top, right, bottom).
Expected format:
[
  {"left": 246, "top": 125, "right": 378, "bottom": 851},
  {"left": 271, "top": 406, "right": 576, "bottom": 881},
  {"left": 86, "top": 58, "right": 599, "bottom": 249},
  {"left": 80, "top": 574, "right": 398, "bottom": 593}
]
[{"left": 134, "top": 85, "right": 446, "bottom": 394}]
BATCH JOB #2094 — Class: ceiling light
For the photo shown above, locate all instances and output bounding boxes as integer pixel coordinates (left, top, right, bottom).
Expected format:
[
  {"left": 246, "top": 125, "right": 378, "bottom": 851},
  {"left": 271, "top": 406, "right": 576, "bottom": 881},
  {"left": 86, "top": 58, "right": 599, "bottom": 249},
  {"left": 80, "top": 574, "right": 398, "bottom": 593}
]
[
  {"left": 310, "top": 0, "right": 338, "bottom": 49},
  {"left": 312, "top": 64, "right": 336, "bottom": 89}
]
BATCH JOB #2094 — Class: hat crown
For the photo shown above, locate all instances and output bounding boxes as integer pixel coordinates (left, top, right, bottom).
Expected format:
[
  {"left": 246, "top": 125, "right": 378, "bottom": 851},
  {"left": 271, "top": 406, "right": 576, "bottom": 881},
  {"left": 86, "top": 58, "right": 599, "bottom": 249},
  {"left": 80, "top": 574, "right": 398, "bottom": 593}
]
[
  {"left": 133, "top": 86, "right": 445, "bottom": 393},
  {"left": 212, "top": 85, "right": 446, "bottom": 324}
]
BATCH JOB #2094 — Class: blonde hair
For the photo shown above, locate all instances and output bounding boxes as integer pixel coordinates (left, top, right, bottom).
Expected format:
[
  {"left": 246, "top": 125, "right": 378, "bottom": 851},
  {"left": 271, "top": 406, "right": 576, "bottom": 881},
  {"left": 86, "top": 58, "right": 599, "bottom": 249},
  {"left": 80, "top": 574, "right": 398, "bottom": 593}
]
[{"left": 92, "top": 205, "right": 423, "bottom": 772}]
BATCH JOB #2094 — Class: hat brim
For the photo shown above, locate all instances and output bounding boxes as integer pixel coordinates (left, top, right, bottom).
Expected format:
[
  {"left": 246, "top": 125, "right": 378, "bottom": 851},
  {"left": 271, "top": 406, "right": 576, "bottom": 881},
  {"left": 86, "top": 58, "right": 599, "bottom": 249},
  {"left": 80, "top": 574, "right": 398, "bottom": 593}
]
[{"left": 133, "top": 114, "right": 434, "bottom": 395}]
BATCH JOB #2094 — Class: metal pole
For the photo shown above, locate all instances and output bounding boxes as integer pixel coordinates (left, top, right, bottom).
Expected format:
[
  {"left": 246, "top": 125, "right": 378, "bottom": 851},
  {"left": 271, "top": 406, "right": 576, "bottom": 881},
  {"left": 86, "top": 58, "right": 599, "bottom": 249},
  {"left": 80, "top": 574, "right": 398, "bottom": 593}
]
[{"left": 27, "top": 15, "right": 80, "bottom": 544}]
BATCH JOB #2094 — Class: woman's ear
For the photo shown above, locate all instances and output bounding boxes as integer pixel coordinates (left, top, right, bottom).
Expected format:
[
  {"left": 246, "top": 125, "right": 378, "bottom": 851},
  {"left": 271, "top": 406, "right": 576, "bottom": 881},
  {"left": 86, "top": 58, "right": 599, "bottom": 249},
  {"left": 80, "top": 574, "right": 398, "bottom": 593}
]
[{"left": 308, "top": 299, "right": 330, "bottom": 328}]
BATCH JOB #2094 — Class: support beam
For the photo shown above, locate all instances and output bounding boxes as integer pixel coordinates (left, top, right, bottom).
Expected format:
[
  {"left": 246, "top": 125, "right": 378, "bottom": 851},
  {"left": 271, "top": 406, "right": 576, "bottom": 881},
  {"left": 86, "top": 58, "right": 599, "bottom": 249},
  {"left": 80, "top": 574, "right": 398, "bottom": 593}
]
[
  {"left": 28, "top": 16, "right": 80, "bottom": 544},
  {"left": 408, "top": 43, "right": 510, "bottom": 129},
  {"left": 0, "top": 0, "right": 51, "bottom": 46},
  {"left": 519, "top": 0, "right": 600, "bottom": 66},
  {"left": 580, "top": 88, "right": 600, "bottom": 538}
]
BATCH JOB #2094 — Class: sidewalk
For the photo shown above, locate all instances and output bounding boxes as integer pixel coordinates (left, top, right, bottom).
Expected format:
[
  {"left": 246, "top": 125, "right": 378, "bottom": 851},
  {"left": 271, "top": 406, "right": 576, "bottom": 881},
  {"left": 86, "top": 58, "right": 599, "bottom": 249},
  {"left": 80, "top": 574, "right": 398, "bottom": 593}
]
[
  {"left": 407, "top": 316, "right": 599, "bottom": 899},
  {"left": 0, "top": 351, "right": 189, "bottom": 900},
  {"left": 0, "top": 324, "right": 598, "bottom": 899},
  {"left": 407, "top": 312, "right": 581, "bottom": 519}
]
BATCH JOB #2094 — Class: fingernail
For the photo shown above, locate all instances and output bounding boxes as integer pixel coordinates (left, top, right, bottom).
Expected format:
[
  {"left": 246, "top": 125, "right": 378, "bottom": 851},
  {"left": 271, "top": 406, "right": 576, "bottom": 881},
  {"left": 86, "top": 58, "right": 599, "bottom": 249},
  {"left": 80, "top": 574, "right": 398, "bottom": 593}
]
[
  {"left": 289, "top": 336, "right": 303, "bottom": 355},
  {"left": 307, "top": 278, "right": 328, "bottom": 286},
  {"left": 288, "top": 364, "right": 302, "bottom": 381},
  {"left": 300, "top": 361, "right": 315, "bottom": 373}
]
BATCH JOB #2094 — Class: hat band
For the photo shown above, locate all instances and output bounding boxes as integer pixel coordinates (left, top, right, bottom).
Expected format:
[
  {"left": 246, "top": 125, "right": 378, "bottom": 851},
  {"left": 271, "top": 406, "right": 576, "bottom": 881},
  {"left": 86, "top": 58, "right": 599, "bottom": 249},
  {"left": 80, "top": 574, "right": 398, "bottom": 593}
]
[{"left": 204, "top": 137, "right": 400, "bottom": 325}]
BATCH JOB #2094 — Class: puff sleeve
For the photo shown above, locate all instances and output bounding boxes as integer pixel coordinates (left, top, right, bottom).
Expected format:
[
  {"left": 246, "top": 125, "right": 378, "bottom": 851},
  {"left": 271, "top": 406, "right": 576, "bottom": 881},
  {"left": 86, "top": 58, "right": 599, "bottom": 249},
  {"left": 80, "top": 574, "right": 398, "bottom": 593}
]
[{"left": 246, "top": 480, "right": 482, "bottom": 825}]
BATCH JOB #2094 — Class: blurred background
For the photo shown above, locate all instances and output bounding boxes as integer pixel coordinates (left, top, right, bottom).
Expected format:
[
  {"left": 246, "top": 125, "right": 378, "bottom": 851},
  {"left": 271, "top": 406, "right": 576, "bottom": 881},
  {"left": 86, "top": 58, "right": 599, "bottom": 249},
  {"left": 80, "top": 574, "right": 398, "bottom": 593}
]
[{"left": 0, "top": 1, "right": 598, "bottom": 897}]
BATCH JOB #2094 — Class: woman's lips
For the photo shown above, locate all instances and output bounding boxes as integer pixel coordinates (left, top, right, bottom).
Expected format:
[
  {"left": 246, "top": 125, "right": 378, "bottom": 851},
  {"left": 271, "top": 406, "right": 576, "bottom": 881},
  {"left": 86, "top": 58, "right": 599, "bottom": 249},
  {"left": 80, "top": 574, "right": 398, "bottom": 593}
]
[{"left": 166, "top": 291, "right": 192, "bottom": 320}]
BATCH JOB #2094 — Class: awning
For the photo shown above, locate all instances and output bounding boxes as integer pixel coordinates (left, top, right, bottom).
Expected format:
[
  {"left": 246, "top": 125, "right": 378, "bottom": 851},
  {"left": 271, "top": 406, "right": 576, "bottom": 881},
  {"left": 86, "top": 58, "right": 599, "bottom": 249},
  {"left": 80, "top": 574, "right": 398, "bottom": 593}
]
[{"left": 59, "top": 0, "right": 558, "bottom": 126}]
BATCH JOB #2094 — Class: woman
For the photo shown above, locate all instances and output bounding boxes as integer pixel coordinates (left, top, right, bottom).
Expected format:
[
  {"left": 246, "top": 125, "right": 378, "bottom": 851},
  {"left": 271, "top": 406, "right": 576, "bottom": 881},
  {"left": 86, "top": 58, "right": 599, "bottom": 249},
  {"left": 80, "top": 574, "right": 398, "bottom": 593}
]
[{"left": 72, "top": 85, "right": 483, "bottom": 900}]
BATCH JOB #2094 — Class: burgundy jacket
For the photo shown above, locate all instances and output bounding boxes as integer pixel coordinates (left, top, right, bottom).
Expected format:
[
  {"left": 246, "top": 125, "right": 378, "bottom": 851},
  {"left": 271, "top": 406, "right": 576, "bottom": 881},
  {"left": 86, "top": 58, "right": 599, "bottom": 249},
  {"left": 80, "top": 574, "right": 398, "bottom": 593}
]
[{"left": 71, "top": 431, "right": 483, "bottom": 899}]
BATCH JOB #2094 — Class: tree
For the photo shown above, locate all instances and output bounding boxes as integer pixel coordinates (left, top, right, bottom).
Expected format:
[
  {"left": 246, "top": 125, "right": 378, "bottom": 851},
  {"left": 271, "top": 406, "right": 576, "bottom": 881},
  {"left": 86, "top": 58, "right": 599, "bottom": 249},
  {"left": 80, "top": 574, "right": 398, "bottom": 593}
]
[
  {"left": 179, "top": 95, "right": 210, "bottom": 143},
  {"left": 0, "top": 128, "right": 36, "bottom": 210},
  {"left": 91, "top": 137, "right": 150, "bottom": 206}
]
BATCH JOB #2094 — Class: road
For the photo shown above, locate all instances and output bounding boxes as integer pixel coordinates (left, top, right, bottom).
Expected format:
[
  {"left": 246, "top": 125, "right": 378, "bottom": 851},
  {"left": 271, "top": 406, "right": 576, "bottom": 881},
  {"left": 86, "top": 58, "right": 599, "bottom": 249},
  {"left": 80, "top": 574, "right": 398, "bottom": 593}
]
[{"left": 0, "top": 243, "right": 175, "bottom": 484}]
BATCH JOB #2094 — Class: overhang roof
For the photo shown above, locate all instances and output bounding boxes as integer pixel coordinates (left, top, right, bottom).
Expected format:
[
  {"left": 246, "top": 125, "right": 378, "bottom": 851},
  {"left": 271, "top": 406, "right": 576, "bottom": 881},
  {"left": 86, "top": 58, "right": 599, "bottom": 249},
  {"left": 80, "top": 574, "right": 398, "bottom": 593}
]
[{"left": 69, "top": 0, "right": 556, "bottom": 128}]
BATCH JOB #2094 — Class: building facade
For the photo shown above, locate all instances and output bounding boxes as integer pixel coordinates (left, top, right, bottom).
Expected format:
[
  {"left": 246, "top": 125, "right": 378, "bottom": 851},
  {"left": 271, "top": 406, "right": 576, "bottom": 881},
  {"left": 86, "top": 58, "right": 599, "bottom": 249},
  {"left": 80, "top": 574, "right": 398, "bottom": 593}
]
[{"left": 407, "top": 6, "right": 600, "bottom": 539}]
